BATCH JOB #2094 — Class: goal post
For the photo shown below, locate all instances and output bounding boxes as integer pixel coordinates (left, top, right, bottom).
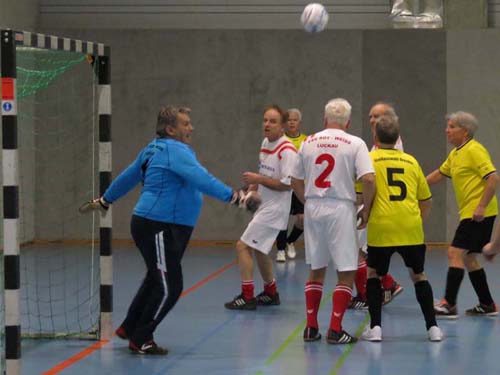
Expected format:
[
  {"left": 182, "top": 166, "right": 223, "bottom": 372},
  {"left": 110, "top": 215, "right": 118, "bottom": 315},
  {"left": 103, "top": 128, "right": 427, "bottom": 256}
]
[{"left": 1, "top": 29, "right": 112, "bottom": 375}]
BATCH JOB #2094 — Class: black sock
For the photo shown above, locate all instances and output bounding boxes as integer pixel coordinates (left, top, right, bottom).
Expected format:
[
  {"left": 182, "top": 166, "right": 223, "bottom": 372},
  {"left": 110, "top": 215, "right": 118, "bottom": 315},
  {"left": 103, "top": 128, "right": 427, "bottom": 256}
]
[
  {"left": 276, "top": 229, "right": 287, "bottom": 251},
  {"left": 366, "top": 278, "right": 382, "bottom": 328},
  {"left": 468, "top": 268, "right": 494, "bottom": 306},
  {"left": 414, "top": 280, "right": 437, "bottom": 330},
  {"left": 287, "top": 226, "right": 303, "bottom": 244},
  {"left": 444, "top": 267, "right": 464, "bottom": 306}
]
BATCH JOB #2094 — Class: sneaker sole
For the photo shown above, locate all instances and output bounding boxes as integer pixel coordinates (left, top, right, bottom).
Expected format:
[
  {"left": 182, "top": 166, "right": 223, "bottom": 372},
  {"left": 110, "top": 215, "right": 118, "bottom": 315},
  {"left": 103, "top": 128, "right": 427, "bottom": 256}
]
[
  {"left": 304, "top": 334, "right": 322, "bottom": 342},
  {"left": 465, "top": 311, "right": 498, "bottom": 317},
  {"left": 362, "top": 337, "right": 382, "bottom": 342},
  {"left": 435, "top": 314, "right": 458, "bottom": 320}
]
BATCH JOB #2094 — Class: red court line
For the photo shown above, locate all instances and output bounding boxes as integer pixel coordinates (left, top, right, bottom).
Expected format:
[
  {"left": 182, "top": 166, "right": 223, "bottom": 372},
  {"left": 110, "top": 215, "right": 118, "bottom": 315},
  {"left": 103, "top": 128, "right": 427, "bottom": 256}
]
[{"left": 41, "top": 260, "right": 237, "bottom": 375}]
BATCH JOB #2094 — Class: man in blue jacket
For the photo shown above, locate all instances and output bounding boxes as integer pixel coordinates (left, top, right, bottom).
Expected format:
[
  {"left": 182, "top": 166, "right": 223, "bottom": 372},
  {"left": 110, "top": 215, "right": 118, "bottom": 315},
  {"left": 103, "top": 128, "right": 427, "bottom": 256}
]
[{"left": 92, "top": 106, "right": 239, "bottom": 355}]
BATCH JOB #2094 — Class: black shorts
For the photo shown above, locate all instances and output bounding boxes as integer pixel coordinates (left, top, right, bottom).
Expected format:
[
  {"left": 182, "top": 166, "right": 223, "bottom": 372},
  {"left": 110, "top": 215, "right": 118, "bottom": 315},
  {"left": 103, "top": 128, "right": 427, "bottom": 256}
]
[
  {"left": 451, "top": 215, "right": 496, "bottom": 253},
  {"left": 367, "top": 244, "right": 426, "bottom": 276},
  {"left": 290, "top": 192, "right": 304, "bottom": 215}
]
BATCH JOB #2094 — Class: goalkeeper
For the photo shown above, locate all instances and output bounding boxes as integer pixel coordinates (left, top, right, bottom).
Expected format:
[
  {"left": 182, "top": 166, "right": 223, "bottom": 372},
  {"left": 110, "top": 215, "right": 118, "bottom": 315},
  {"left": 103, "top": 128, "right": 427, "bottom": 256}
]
[{"left": 87, "top": 106, "right": 248, "bottom": 355}]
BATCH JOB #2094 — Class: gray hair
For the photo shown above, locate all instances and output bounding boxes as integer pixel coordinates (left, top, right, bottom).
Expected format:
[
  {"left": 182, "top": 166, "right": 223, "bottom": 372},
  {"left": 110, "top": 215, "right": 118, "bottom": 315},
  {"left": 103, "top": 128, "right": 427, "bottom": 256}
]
[
  {"left": 156, "top": 106, "right": 191, "bottom": 137},
  {"left": 375, "top": 115, "right": 400, "bottom": 145},
  {"left": 324, "top": 98, "right": 351, "bottom": 126},
  {"left": 446, "top": 111, "right": 478, "bottom": 137},
  {"left": 287, "top": 108, "right": 302, "bottom": 122}
]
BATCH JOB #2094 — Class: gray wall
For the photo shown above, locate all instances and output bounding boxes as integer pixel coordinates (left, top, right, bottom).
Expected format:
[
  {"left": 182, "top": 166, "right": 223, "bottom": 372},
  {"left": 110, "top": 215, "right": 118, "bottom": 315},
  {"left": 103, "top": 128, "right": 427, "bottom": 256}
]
[
  {"left": 39, "top": 1, "right": 391, "bottom": 30},
  {"left": 0, "top": 0, "right": 39, "bottom": 31},
  {"left": 34, "top": 28, "right": 455, "bottom": 242}
]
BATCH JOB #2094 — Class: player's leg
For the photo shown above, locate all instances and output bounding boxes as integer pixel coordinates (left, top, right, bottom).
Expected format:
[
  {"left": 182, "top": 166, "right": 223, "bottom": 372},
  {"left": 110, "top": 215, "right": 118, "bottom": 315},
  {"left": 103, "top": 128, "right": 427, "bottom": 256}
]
[
  {"left": 303, "top": 202, "right": 327, "bottom": 342},
  {"left": 286, "top": 193, "right": 304, "bottom": 259},
  {"left": 350, "top": 226, "right": 368, "bottom": 309},
  {"left": 276, "top": 229, "right": 288, "bottom": 262},
  {"left": 362, "top": 246, "right": 391, "bottom": 342},
  {"left": 401, "top": 245, "right": 443, "bottom": 341},
  {"left": 304, "top": 267, "right": 326, "bottom": 342},
  {"left": 435, "top": 219, "right": 469, "bottom": 318},
  {"left": 127, "top": 218, "right": 192, "bottom": 354},
  {"left": 462, "top": 216, "right": 498, "bottom": 316},
  {"left": 326, "top": 201, "right": 358, "bottom": 344},
  {"left": 255, "top": 245, "right": 281, "bottom": 306}
]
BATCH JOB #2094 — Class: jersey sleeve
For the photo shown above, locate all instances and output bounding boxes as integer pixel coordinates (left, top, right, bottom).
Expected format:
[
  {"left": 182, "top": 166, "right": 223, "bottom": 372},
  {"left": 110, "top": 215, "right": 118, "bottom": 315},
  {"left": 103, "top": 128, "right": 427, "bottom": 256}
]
[
  {"left": 169, "top": 144, "right": 233, "bottom": 202},
  {"left": 355, "top": 141, "right": 375, "bottom": 180},
  {"left": 354, "top": 179, "right": 363, "bottom": 194},
  {"left": 103, "top": 148, "right": 145, "bottom": 203},
  {"left": 439, "top": 153, "right": 452, "bottom": 177},
  {"left": 471, "top": 144, "right": 497, "bottom": 178},
  {"left": 278, "top": 147, "right": 298, "bottom": 186}
]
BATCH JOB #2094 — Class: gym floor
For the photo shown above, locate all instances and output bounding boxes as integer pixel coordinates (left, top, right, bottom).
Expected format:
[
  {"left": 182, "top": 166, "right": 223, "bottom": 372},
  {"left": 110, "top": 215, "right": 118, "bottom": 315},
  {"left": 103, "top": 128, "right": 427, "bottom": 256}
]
[{"left": 23, "top": 245, "right": 500, "bottom": 375}]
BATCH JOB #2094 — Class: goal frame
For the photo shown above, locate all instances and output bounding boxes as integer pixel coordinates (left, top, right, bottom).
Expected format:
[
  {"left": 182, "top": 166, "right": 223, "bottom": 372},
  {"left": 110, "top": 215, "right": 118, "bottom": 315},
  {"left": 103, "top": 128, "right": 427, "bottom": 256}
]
[{"left": 1, "top": 28, "right": 112, "bottom": 375}]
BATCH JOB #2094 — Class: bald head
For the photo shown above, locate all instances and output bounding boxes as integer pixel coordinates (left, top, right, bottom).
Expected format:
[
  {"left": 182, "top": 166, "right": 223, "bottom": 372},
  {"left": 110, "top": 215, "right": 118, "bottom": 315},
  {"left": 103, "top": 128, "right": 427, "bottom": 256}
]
[{"left": 369, "top": 103, "right": 397, "bottom": 131}]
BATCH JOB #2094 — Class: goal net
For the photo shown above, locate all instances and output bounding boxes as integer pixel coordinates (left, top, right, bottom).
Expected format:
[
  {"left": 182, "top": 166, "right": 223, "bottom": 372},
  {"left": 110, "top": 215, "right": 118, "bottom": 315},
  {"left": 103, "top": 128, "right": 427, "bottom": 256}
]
[{"left": 15, "top": 48, "right": 101, "bottom": 339}]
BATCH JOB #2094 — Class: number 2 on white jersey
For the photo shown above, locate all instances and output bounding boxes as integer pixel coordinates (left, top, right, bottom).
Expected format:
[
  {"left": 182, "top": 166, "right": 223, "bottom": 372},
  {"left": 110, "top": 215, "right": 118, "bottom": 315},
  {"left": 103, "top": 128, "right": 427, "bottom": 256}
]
[{"left": 315, "top": 154, "right": 335, "bottom": 188}]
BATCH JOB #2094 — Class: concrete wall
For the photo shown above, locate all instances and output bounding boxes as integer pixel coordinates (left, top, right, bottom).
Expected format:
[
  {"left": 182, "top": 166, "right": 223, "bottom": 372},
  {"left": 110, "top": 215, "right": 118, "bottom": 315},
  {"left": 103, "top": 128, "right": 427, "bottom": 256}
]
[
  {"left": 38, "top": 1, "right": 391, "bottom": 30},
  {"left": 30, "top": 28, "right": 455, "bottom": 242},
  {"left": 0, "top": 0, "right": 39, "bottom": 31}
]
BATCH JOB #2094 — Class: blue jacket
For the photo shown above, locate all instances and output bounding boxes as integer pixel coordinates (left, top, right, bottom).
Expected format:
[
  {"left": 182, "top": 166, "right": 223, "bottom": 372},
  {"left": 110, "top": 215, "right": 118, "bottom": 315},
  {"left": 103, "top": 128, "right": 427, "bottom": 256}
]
[{"left": 103, "top": 138, "right": 233, "bottom": 227}]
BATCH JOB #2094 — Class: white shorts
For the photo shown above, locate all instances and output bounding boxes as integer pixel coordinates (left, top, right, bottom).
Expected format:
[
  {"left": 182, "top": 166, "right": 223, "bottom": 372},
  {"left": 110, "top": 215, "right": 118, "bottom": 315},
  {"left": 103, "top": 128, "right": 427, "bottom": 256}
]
[
  {"left": 304, "top": 199, "right": 358, "bottom": 271},
  {"left": 240, "top": 220, "right": 281, "bottom": 255}
]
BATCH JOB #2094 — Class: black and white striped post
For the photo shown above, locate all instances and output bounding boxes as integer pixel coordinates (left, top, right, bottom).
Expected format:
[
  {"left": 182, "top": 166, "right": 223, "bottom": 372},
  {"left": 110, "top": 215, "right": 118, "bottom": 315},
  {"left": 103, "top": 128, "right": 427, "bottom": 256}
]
[
  {"left": 1, "top": 28, "right": 21, "bottom": 375},
  {"left": 97, "top": 52, "right": 113, "bottom": 341}
]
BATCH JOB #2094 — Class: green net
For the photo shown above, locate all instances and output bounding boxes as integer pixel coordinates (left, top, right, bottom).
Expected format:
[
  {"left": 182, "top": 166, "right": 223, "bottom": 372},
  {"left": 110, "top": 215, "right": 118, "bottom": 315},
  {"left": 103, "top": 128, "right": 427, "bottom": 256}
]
[
  {"left": 16, "top": 49, "right": 87, "bottom": 99},
  {"left": 11, "top": 47, "right": 101, "bottom": 340}
]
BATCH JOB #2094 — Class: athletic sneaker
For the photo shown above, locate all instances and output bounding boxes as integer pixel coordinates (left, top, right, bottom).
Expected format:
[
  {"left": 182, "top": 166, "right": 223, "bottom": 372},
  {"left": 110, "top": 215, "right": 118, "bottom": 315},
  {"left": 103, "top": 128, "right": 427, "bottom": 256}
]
[
  {"left": 348, "top": 295, "right": 368, "bottom": 310},
  {"left": 427, "top": 326, "right": 443, "bottom": 342},
  {"left": 256, "top": 291, "right": 280, "bottom": 306},
  {"left": 286, "top": 243, "right": 297, "bottom": 259},
  {"left": 276, "top": 250, "right": 286, "bottom": 262},
  {"left": 224, "top": 294, "right": 257, "bottom": 310},
  {"left": 326, "top": 329, "right": 358, "bottom": 345},
  {"left": 303, "top": 326, "right": 322, "bottom": 342},
  {"left": 115, "top": 326, "right": 128, "bottom": 340},
  {"left": 361, "top": 325, "right": 382, "bottom": 342},
  {"left": 434, "top": 299, "right": 458, "bottom": 319},
  {"left": 465, "top": 302, "right": 499, "bottom": 317},
  {"left": 382, "top": 282, "right": 404, "bottom": 305},
  {"left": 129, "top": 340, "right": 168, "bottom": 355}
]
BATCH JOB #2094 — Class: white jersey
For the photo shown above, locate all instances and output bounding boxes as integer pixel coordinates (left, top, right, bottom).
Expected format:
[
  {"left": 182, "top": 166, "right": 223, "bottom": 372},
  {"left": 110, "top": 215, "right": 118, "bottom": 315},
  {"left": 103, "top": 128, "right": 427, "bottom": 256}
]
[
  {"left": 372, "top": 136, "right": 404, "bottom": 151},
  {"left": 253, "top": 135, "right": 297, "bottom": 229},
  {"left": 293, "top": 128, "right": 373, "bottom": 202}
]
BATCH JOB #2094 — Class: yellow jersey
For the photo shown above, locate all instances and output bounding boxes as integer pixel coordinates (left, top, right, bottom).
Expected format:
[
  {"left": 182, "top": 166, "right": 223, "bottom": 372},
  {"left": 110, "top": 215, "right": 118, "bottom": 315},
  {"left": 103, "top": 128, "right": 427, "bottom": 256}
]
[
  {"left": 285, "top": 132, "right": 307, "bottom": 150},
  {"left": 439, "top": 139, "right": 498, "bottom": 220},
  {"left": 364, "top": 148, "right": 432, "bottom": 246}
]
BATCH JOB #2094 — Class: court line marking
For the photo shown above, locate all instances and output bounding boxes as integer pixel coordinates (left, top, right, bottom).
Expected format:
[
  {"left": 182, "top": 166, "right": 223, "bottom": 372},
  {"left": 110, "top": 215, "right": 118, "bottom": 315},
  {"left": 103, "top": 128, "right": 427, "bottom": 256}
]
[
  {"left": 254, "top": 292, "right": 370, "bottom": 375},
  {"left": 254, "top": 291, "right": 333, "bottom": 375},
  {"left": 41, "top": 260, "right": 237, "bottom": 375}
]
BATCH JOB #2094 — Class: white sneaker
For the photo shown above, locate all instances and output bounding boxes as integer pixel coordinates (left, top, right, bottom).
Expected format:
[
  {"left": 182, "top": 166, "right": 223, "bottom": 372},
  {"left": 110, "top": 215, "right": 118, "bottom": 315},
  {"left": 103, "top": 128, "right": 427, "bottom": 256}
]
[
  {"left": 286, "top": 243, "right": 296, "bottom": 259},
  {"left": 428, "top": 326, "right": 443, "bottom": 342},
  {"left": 276, "top": 250, "right": 286, "bottom": 262},
  {"left": 361, "top": 325, "right": 382, "bottom": 342}
]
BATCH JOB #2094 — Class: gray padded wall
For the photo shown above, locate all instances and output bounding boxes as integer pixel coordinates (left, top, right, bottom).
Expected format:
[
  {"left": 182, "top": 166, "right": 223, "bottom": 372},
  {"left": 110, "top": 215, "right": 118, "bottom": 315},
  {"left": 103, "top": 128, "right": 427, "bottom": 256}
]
[
  {"left": 362, "top": 30, "right": 447, "bottom": 242},
  {"left": 49, "top": 29, "right": 364, "bottom": 240},
  {"left": 38, "top": 29, "right": 461, "bottom": 242}
]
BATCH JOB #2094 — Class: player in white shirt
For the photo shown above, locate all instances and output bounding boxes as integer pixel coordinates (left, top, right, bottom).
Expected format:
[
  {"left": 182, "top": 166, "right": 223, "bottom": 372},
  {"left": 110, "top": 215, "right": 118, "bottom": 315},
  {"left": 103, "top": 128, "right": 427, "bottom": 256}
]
[
  {"left": 291, "top": 98, "right": 376, "bottom": 344},
  {"left": 225, "top": 105, "right": 298, "bottom": 310},
  {"left": 350, "top": 102, "right": 404, "bottom": 310}
]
